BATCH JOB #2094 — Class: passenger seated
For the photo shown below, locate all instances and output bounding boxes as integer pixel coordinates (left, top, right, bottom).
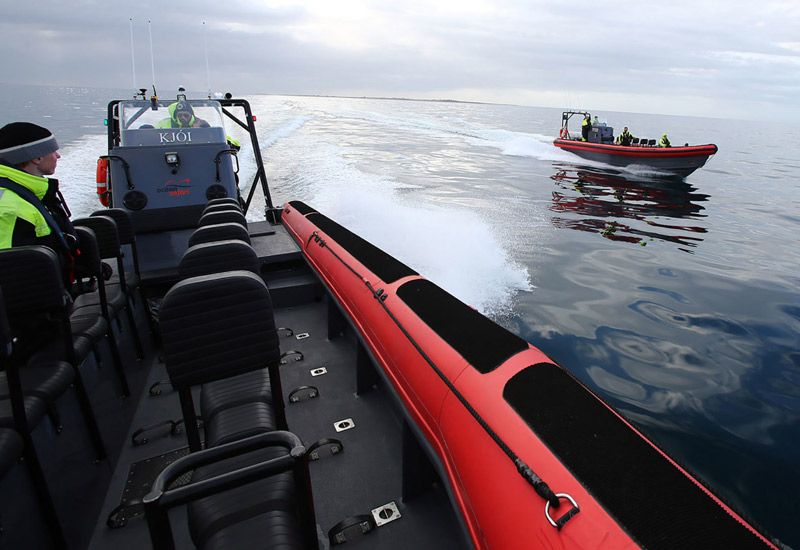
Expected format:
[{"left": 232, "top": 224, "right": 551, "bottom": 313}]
[
  {"left": 659, "top": 134, "right": 671, "bottom": 147},
  {"left": 616, "top": 126, "right": 633, "bottom": 146}
]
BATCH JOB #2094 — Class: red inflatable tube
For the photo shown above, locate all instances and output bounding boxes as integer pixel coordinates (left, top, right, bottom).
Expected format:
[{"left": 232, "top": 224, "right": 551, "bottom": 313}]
[{"left": 281, "top": 203, "right": 778, "bottom": 550}]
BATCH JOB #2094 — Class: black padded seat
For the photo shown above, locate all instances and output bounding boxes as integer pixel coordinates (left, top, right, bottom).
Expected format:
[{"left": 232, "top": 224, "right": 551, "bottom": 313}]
[
  {"left": 159, "top": 271, "right": 283, "bottom": 451},
  {"left": 69, "top": 309, "right": 110, "bottom": 343},
  {"left": 71, "top": 225, "right": 121, "bottom": 318},
  {"left": 0, "top": 361, "right": 74, "bottom": 421},
  {"left": 0, "top": 250, "right": 107, "bottom": 546},
  {"left": 200, "top": 510, "right": 303, "bottom": 550},
  {"left": 203, "top": 203, "right": 243, "bottom": 216},
  {"left": 91, "top": 208, "right": 142, "bottom": 289},
  {"left": 0, "top": 428, "right": 23, "bottom": 477},
  {"left": 188, "top": 223, "right": 252, "bottom": 248},
  {"left": 187, "top": 447, "right": 298, "bottom": 549},
  {"left": 201, "top": 370, "right": 273, "bottom": 425},
  {"left": 74, "top": 216, "right": 144, "bottom": 359},
  {"left": 198, "top": 210, "right": 247, "bottom": 228},
  {"left": 205, "top": 401, "right": 277, "bottom": 448},
  {"left": 20, "top": 362, "right": 74, "bottom": 400},
  {"left": 0, "top": 395, "right": 49, "bottom": 430},
  {"left": 0, "top": 249, "right": 106, "bottom": 451},
  {"left": 70, "top": 226, "right": 130, "bottom": 395},
  {"left": 72, "top": 278, "right": 127, "bottom": 315},
  {"left": 175, "top": 243, "right": 272, "bottom": 450},
  {"left": 206, "top": 198, "right": 242, "bottom": 209},
  {"left": 160, "top": 271, "right": 280, "bottom": 389},
  {"left": 70, "top": 334, "right": 94, "bottom": 365},
  {"left": 178, "top": 240, "right": 259, "bottom": 280}
]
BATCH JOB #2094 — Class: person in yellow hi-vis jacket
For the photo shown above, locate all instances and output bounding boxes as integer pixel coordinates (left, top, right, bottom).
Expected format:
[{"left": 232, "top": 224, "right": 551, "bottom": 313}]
[{"left": 0, "top": 122, "right": 78, "bottom": 284}]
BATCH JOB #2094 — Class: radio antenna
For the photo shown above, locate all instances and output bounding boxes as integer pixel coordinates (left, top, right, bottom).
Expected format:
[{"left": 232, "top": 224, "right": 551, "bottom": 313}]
[
  {"left": 148, "top": 19, "right": 157, "bottom": 99},
  {"left": 203, "top": 21, "right": 211, "bottom": 98},
  {"left": 129, "top": 18, "right": 137, "bottom": 91}
]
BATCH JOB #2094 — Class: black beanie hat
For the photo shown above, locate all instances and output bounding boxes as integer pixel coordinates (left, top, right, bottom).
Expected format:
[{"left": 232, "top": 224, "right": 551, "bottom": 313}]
[
  {"left": 174, "top": 101, "right": 193, "bottom": 115},
  {"left": 0, "top": 122, "right": 59, "bottom": 165}
]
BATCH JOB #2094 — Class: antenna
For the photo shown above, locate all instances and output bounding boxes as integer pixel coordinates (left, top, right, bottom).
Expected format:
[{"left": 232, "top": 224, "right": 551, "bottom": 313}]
[
  {"left": 148, "top": 20, "right": 157, "bottom": 97},
  {"left": 203, "top": 21, "right": 211, "bottom": 98},
  {"left": 147, "top": 20, "right": 159, "bottom": 108},
  {"left": 129, "top": 18, "right": 137, "bottom": 92}
]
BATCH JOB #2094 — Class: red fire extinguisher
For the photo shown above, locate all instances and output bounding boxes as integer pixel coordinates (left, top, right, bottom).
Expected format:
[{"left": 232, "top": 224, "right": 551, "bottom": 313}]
[{"left": 96, "top": 157, "right": 110, "bottom": 207}]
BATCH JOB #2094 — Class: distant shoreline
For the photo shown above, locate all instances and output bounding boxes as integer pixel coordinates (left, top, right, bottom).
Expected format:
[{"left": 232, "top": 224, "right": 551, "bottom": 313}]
[
  {"left": 0, "top": 81, "right": 753, "bottom": 122},
  {"left": 255, "top": 92, "right": 504, "bottom": 107}
]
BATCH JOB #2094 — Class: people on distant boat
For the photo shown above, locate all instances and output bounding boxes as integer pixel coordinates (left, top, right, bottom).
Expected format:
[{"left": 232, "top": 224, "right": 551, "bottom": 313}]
[
  {"left": 581, "top": 114, "right": 592, "bottom": 141},
  {"left": 659, "top": 133, "right": 671, "bottom": 148},
  {"left": 0, "top": 122, "right": 79, "bottom": 284},
  {"left": 616, "top": 127, "right": 633, "bottom": 146},
  {"left": 157, "top": 101, "right": 210, "bottom": 129}
]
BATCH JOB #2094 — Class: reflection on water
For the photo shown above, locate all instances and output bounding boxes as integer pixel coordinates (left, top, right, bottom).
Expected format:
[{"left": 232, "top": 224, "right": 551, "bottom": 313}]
[{"left": 549, "top": 167, "right": 709, "bottom": 251}]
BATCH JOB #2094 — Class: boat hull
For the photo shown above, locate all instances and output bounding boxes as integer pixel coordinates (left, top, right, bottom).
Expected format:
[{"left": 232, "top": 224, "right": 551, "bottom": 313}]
[{"left": 553, "top": 139, "right": 717, "bottom": 177}]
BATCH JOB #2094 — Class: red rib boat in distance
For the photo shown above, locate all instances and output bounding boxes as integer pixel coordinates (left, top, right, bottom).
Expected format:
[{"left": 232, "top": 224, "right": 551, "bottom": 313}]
[{"left": 553, "top": 111, "right": 718, "bottom": 178}]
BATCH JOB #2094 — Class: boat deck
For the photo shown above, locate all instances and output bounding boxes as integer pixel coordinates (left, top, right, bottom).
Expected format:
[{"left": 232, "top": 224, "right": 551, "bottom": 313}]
[{"left": 71, "top": 222, "right": 464, "bottom": 549}]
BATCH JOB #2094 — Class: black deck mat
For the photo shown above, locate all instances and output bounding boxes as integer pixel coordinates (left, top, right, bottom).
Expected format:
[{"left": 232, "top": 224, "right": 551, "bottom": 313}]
[
  {"left": 307, "top": 212, "right": 417, "bottom": 284},
  {"left": 504, "top": 363, "right": 772, "bottom": 549},
  {"left": 397, "top": 279, "right": 529, "bottom": 373},
  {"left": 107, "top": 447, "right": 191, "bottom": 528}
]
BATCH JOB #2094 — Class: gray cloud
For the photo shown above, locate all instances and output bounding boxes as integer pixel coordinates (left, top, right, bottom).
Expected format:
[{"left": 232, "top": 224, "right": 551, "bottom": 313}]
[{"left": 2, "top": 0, "right": 798, "bottom": 120}]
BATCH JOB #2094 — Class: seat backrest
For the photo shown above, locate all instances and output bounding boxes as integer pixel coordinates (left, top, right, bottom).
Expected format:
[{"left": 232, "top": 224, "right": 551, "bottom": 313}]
[
  {"left": 206, "top": 198, "right": 241, "bottom": 209},
  {"left": 92, "top": 208, "right": 134, "bottom": 245},
  {"left": 0, "top": 247, "right": 66, "bottom": 315},
  {"left": 198, "top": 210, "right": 247, "bottom": 228},
  {"left": 74, "top": 216, "right": 121, "bottom": 260},
  {"left": 93, "top": 208, "right": 142, "bottom": 280},
  {"left": 178, "top": 240, "right": 259, "bottom": 279},
  {"left": 203, "top": 203, "right": 243, "bottom": 216},
  {"left": 0, "top": 288, "right": 11, "bottom": 359},
  {"left": 632, "top": 137, "right": 639, "bottom": 145},
  {"left": 0, "top": 246, "right": 73, "bottom": 362},
  {"left": 73, "top": 226, "right": 114, "bottom": 318},
  {"left": 159, "top": 271, "right": 280, "bottom": 388},
  {"left": 188, "top": 223, "right": 252, "bottom": 248},
  {"left": 0, "top": 428, "right": 23, "bottom": 478},
  {"left": 648, "top": 139, "right": 656, "bottom": 146},
  {"left": 73, "top": 226, "right": 102, "bottom": 279}
]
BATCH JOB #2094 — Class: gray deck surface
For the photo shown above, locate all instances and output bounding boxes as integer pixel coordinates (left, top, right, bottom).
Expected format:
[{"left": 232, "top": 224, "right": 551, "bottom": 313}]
[{"left": 84, "top": 222, "right": 464, "bottom": 549}]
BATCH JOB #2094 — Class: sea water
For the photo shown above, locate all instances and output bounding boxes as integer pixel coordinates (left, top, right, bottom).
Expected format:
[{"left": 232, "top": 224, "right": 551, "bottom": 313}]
[{"left": 2, "top": 83, "right": 799, "bottom": 547}]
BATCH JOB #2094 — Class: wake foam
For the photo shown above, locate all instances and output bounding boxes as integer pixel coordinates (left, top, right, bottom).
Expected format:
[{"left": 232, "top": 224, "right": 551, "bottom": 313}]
[
  {"left": 468, "top": 130, "right": 576, "bottom": 162},
  {"left": 276, "top": 141, "right": 531, "bottom": 316},
  {"left": 56, "top": 134, "right": 107, "bottom": 217}
]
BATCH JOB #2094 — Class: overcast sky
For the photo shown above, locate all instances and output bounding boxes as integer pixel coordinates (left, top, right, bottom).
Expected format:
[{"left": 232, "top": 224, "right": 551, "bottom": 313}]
[{"left": 3, "top": 0, "right": 799, "bottom": 121}]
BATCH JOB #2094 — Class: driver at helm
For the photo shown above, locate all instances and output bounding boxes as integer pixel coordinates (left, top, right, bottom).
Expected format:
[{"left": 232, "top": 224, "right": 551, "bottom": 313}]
[{"left": 157, "top": 101, "right": 209, "bottom": 128}]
